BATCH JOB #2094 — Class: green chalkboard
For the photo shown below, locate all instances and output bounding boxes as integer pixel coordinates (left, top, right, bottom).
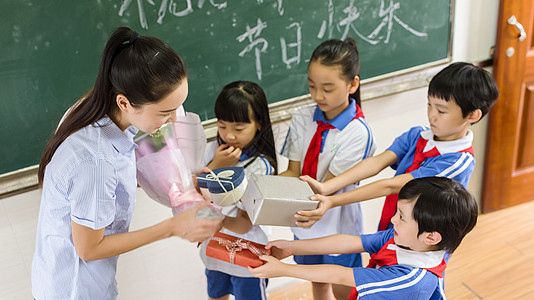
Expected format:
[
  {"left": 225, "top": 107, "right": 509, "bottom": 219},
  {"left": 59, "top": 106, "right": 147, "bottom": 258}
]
[{"left": 0, "top": 0, "right": 451, "bottom": 175}]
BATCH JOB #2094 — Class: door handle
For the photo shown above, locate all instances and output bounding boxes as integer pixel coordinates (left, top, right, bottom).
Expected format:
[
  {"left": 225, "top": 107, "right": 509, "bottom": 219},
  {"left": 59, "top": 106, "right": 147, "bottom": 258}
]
[{"left": 507, "top": 15, "right": 527, "bottom": 42}]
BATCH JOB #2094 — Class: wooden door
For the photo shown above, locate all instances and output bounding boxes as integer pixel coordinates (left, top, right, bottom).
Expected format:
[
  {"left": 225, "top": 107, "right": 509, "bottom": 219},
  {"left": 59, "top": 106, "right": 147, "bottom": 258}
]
[{"left": 483, "top": 0, "right": 534, "bottom": 212}]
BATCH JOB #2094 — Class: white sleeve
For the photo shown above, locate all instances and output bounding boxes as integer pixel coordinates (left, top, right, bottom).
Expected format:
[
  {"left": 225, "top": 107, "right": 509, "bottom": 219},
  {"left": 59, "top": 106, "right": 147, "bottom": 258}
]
[
  {"left": 281, "top": 108, "right": 313, "bottom": 163},
  {"left": 201, "top": 140, "right": 218, "bottom": 167}
]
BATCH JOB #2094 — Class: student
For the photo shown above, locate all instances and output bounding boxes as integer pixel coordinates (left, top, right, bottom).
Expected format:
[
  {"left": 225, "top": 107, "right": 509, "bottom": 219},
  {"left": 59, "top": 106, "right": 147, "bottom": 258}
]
[
  {"left": 250, "top": 177, "right": 478, "bottom": 299},
  {"left": 279, "top": 38, "right": 376, "bottom": 299},
  {"left": 299, "top": 62, "right": 498, "bottom": 231},
  {"left": 199, "top": 81, "right": 277, "bottom": 300},
  {"left": 31, "top": 27, "right": 222, "bottom": 300}
]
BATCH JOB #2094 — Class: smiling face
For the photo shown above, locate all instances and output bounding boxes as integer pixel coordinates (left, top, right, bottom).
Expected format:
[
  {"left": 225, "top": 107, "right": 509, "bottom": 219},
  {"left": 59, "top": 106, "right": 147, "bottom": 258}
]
[
  {"left": 390, "top": 199, "right": 433, "bottom": 252},
  {"left": 119, "top": 80, "right": 188, "bottom": 134},
  {"left": 427, "top": 95, "right": 474, "bottom": 141},
  {"left": 217, "top": 108, "right": 260, "bottom": 149},
  {"left": 308, "top": 61, "right": 359, "bottom": 120}
]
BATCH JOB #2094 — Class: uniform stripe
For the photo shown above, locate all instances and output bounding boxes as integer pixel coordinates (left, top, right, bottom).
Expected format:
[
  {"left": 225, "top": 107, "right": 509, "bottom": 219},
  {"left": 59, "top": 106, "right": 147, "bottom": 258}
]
[
  {"left": 259, "top": 156, "right": 271, "bottom": 175},
  {"left": 358, "top": 269, "right": 427, "bottom": 297},
  {"left": 260, "top": 277, "right": 267, "bottom": 300},
  {"left": 436, "top": 153, "right": 473, "bottom": 178},
  {"left": 445, "top": 153, "right": 473, "bottom": 179},
  {"left": 357, "top": 268, "right": 420, "bottom": 290},
  {"left": 280, "top": 127, "right": 290, "bottom": 154},
  {"left": 356, "top": 118, "right": 374, "bottom": 159},
  {"left": 438, "top": 277, "right": 447, "bottom": 300}
]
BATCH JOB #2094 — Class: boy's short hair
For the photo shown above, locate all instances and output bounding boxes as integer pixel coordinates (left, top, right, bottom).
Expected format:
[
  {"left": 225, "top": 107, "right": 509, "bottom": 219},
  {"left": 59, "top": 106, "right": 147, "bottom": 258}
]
[
  {"left": 398, "top": 177, "right": 478, "bottom": 253},
  {"left": 428, "top": 62, "right": 499, "bottom": 123}
]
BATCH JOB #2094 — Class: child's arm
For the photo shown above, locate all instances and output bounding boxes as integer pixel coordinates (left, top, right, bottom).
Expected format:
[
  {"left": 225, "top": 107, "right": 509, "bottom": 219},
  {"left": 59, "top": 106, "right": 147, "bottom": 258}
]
[
  {"left": 278, "top": 160, "right": 300, "bottom": 177},
  {"left": 269, "top": 234, "right": 364, "bottom": 257},
  {"left": 250, "top": 256, "right": 355, "bottom": 287},
  {"left": 296, "top": 173, "right": 414, "bottom": 224},
  {"left": 221, "top": 209, "right": 253, "bottom": 234},
  {"left": 302, "top": 150, "right": 398, "bottom": 195}
]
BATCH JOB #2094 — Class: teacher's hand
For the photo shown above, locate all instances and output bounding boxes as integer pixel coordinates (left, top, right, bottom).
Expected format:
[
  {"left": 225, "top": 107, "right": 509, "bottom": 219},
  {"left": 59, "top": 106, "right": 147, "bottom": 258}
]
[{"left": 170, "top": 202, "right": 223, "bottom": 242}]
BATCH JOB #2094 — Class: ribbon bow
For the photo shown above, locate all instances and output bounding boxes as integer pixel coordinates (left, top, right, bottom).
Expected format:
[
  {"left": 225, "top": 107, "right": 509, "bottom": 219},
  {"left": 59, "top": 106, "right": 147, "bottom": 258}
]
[
  {"left": 199, "top": 170, "right": 237, "bottom": 194},
  {"left": 212, "top": 236, "right": 269, "bottom": 265}
]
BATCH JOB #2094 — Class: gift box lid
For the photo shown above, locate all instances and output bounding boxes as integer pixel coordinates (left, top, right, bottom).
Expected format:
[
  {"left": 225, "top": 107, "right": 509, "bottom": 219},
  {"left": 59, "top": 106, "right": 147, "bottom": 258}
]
[
  {"left": 197, "top": 167, "right": 245, "bottom": 194},
  {"left": 197, "top": 178, "right": 209, "bottom": 189}
]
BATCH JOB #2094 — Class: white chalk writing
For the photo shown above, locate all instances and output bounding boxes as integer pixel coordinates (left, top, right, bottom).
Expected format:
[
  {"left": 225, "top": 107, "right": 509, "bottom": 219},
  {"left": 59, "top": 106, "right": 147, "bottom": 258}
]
[{"left": 236, "top": 18, "right": 268, "bottom": 80}]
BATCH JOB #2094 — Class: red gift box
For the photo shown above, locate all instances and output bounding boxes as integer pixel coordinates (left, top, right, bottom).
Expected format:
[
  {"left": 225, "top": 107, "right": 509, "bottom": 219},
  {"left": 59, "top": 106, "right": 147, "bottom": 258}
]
[{"left": 206, "top": 232, "right": 270, "bottom": 268}]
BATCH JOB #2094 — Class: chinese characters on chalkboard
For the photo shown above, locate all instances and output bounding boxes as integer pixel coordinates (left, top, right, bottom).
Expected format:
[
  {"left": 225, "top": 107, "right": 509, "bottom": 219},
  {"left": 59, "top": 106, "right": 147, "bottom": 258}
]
[{"left": 119, "top": 0, "right": 428, "bottom": 81}]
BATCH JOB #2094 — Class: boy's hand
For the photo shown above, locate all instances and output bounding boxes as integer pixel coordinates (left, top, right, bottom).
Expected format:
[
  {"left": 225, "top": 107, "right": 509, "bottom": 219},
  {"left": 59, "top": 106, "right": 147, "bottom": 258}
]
[
  {"left": 266, "top": 240, "right": 293, "bottom": 260},
  {"left": 210, "top": 144, "right": 242, "bottom": 169},
  {"left": 300, "top": 175, "right": 326, "bottom": 194},
  {"left": 294, "top": 194, "right": 333, "bottom": 228},
  {"left": 248, "top": 255, "right": 286, "bottom": 278}
]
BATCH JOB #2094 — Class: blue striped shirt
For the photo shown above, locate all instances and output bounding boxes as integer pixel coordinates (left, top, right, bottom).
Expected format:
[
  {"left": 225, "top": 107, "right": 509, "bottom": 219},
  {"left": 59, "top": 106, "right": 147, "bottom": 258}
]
[{"left": 31, "top": 116, "right": 138, "bottom": 300}]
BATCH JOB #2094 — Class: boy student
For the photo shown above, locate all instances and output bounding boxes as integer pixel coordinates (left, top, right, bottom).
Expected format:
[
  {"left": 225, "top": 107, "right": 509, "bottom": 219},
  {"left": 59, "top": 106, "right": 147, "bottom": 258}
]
[
  {"left": 297, "top": 62, "right": 498, "bottom": 230},
  {"left": 250, "top": 177, "right": 478, "bottom": 299}
]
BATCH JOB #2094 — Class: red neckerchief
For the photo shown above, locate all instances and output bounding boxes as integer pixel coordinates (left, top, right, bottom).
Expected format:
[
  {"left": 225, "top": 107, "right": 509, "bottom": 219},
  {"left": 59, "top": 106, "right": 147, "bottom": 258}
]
[
  {"left": 349, "top": 237, "right": 447, "bottom": 300},
  {"left": 301, "top": 103, "right": 364, "bottom": 179},
  {"left": 378, "top": 137, "right": 474, "bottom": 231}
]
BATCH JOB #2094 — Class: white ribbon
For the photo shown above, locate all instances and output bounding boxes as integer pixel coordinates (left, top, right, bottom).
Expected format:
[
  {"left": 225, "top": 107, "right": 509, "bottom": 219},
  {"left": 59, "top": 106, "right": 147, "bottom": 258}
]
[{"left": 200, "top": 170, "right": 237, "bottom": 194}]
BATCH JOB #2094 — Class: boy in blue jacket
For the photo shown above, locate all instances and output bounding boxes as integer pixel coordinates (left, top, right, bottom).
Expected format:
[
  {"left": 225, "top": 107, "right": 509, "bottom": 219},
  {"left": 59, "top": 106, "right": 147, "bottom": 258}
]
[{"left": 250, "top": 177, "right": 478, "bottom": 299}]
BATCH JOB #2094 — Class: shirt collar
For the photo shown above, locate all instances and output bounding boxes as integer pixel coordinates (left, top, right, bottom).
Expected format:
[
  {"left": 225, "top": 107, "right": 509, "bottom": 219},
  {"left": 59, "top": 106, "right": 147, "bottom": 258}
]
[
  {"left": 313, "top": 98, "right": 357, "bottom": 131},
  {"left": 387, "top": 243, "right": 446, "bottom": 269},
  {"left": 97, "top": 116, "right": 139, "bottom": 154},
  {"left": 240, "top": 152, "right": 250, "bottom": 161},
  {"left": 420, "top": 128, "right": 473, "bottom": 154}
]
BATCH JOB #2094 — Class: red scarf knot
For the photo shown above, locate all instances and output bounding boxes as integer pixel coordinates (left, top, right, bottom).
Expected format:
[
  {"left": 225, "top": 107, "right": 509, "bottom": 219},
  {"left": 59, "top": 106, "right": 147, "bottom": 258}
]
[{"left": 302, "top": 103, "right": 364, "bottom": 179}]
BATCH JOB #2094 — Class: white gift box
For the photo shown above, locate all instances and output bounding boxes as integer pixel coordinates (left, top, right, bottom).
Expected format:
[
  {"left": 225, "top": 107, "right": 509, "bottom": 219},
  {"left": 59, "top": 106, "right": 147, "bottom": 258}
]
[{"left": 241, "top": 174, "right": 318, "bottom": 227}]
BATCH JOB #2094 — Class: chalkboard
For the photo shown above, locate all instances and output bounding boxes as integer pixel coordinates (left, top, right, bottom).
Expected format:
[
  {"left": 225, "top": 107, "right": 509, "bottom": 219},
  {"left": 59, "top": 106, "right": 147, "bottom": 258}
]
[{"left": 0, "top": 0, "right": 451, "bottom": 175}]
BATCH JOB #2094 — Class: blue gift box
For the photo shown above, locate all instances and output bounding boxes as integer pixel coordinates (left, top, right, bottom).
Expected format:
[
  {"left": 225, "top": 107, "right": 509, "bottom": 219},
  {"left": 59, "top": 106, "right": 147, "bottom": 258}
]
[{"left": 197, "top": 167, "right": 247, "bottom": 206}]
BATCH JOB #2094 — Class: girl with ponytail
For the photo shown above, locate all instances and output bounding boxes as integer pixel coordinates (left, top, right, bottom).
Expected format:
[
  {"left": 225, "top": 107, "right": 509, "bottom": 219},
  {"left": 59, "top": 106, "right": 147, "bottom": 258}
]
[
  {"left": 32, "top": 27, "right": 222, "bottom": 299},
  {"left": 279, "top": 37, "right": 377, "bottom": 300}
]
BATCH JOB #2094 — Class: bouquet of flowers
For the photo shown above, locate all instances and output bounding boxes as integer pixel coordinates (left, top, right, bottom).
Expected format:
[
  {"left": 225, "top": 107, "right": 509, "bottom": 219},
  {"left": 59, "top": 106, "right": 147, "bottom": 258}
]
[{"left": 135, "top": 112, "right": 221, "bottom": 219}]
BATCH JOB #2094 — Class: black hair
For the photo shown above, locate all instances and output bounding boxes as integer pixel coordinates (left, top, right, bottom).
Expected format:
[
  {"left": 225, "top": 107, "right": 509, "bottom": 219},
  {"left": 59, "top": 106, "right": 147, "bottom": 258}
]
[
  {"left": 309, "top": 37, "right": 361, "bottom": 107},
  {"left": 38, "top": 27, "right": 187, "bottom": 186},
  {"left": 398, "top": 177, "right": 478, "bottom": 253},
  {"left": 214, "top": 81, "right": 278, "bottom": 174},
  {"left": 428, "top": 62, "right": 499, "bottom": 123}
]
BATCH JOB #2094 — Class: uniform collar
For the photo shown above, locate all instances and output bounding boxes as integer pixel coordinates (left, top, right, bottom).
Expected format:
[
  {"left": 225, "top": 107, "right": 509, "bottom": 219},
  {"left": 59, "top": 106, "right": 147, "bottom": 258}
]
[
  {"left": 420, "top": 128, "right": 473, "bottom": 154},
  {"left": 96, "top": 116, "right": 139, "bottom": 154},
  {"left": 313, "top": 98, "right": 357, "bottom": 131},
  {"left": 387, "top": 243, "right": 446, "bottom": 269}
]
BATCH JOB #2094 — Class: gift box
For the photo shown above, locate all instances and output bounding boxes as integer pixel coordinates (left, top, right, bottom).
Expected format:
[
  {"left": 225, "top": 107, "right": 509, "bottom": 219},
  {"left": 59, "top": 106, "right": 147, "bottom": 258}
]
[
  {"left": 197, "top": 167, "right": 248, "bottom": 206},
  {"left": 241, "top": 174, "right": 318, "bottom": 227},
  {"left": 206, "top": 232, "right": 270, "bottom": 268}
]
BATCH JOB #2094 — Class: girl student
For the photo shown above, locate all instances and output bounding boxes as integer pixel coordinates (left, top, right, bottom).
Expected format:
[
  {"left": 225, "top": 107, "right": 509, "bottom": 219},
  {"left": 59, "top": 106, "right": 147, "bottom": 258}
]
[
  {"left": 199, "top": 81, "right": 277, "bottom": 300},
  {"left": 279, "top": 38, "right": 377, "bottom": 300},
  {"left": 31, "top": 27, "right": 222, "bottom": 300}
]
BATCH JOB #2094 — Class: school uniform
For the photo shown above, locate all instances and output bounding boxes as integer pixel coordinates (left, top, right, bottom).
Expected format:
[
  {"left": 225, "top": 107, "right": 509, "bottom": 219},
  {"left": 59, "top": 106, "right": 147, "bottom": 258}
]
[
  {"left": 199, "top": 142, "right": 272, "bottom": 299},
  {"left": 348, "top": 229, "right": 447, "bottom": 300},
  {"left": 32, "top": 116, "right": 138, "bottom": 300},
  {"left": 281, "top": 99, "right": 376, "bottom": 266},
  {"left": 380, "top": 126, "right": 475, "bottom": 230}
]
